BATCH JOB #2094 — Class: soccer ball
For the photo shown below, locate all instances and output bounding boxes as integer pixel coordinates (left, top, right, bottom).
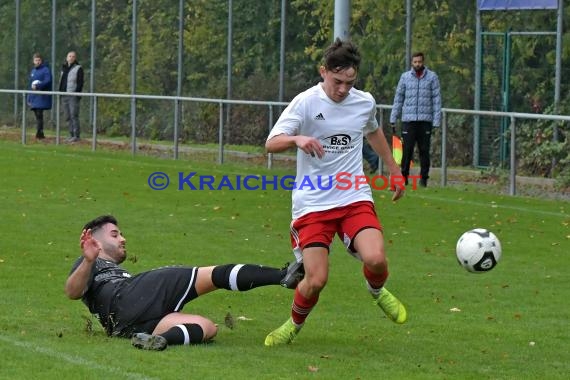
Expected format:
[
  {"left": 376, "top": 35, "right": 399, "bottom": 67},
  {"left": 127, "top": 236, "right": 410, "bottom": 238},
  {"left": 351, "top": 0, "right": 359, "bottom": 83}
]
[{"left": 456, "top": 228, "right": 502, "bottom": 273}]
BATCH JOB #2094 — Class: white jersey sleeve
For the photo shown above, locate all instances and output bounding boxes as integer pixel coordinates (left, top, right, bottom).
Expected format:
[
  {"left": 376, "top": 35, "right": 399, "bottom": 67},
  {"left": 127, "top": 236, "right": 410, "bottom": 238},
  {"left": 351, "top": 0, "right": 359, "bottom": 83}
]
[{"left": 267, "top": 91, "right": 305, "bottom": 140}]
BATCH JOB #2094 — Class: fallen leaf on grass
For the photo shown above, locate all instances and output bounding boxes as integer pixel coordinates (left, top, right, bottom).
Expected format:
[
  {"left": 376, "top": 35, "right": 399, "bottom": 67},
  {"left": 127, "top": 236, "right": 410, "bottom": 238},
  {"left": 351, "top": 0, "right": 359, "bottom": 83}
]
[{"left": 224, "top": 312, "right": 235, "bottom": 329}]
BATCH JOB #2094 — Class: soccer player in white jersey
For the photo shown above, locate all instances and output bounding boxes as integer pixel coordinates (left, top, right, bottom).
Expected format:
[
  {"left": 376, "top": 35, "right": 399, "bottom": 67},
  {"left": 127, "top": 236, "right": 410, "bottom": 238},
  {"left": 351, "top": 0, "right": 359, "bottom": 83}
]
[{"left": 264, "top": 38, "right": 407, "bottom": 346}]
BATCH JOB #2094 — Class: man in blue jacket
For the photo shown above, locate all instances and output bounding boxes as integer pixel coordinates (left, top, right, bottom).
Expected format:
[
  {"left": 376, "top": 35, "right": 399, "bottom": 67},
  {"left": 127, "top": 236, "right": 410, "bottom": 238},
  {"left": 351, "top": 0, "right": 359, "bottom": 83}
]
[
  {"left": 390, "top": 52, "right": 441, "bottom": 187},
  {"left": 27, "top": 53, "right": 52, "bottom": 139}
]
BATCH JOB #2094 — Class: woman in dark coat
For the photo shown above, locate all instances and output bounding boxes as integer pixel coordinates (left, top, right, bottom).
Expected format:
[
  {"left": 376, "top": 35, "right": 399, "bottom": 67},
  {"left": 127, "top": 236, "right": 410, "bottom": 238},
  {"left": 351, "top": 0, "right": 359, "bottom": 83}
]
[{"left": 27, "top": 53, "right": 53, "bottom": 139}]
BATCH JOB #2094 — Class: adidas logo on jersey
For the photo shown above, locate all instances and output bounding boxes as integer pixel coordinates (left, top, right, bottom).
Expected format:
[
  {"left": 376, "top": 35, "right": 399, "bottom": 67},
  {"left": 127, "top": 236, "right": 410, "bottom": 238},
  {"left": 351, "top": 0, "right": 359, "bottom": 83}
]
[{"left": 314, "top": 113, "right": 325, "bottom": 120}]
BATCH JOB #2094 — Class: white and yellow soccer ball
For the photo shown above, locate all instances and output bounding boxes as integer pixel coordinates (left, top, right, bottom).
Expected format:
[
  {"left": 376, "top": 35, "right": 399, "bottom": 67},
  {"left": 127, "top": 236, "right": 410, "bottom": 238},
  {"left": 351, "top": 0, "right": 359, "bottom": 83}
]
[{"left": 456, "top": 228, "right": 502, "bottom": 273}]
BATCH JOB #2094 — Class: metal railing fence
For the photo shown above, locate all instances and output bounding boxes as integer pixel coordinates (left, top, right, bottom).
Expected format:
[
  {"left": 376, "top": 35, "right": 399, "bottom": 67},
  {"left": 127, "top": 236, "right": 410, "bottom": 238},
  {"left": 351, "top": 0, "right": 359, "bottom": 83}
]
[{"left": 1, "top": 88, "right": 569, "bottom": 196}]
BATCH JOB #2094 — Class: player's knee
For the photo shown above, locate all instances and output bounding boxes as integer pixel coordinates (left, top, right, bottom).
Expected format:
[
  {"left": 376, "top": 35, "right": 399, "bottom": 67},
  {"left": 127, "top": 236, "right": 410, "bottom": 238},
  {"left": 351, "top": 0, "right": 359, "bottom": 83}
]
[
  {"left": 364, "top": 255, "right": 387, "bottom": 271},
  {"left": 305, "top": 273, "right": 327, "bottom": 292},
  {"left": 200, "top": 320, "right": 218, "bottom": 341}
]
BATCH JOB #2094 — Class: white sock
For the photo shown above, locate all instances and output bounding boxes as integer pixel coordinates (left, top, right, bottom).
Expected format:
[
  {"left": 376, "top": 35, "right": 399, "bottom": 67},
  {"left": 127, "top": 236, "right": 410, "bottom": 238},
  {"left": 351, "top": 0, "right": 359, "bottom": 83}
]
[{"left": 366, "top": 282, "right": 381, "bottom": 299}]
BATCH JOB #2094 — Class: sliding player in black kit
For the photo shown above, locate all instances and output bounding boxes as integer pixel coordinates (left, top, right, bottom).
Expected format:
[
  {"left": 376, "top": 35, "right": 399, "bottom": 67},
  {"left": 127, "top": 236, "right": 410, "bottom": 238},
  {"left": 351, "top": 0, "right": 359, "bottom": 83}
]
[{"left": 65, "top": 215, "right": 304, "bottom": 351}]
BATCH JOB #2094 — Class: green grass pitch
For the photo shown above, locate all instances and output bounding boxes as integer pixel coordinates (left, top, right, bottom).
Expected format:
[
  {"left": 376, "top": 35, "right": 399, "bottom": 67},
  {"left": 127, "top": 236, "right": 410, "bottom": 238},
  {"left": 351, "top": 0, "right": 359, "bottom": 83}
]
[{"left": 0, "top": 139, "right": 568, "bottom": 379}]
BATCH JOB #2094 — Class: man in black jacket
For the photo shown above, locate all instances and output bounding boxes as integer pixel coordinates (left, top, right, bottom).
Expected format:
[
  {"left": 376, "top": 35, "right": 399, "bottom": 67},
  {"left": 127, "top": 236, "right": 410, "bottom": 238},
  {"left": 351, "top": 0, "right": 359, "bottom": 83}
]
[{"left": 59, "top": 51, "right": 84, "bottom": 142}]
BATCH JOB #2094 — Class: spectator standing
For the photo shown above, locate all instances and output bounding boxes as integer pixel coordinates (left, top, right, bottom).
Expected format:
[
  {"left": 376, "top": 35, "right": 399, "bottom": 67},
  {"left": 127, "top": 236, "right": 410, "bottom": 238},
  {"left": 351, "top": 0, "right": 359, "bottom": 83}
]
[
  {"left": 27, "top": 53, "right": 52, "bottom": 139},
  {"left": 59, "top": 51, "right": 84, "bottom": 142},
  {"left": 390, "top": 52, "right": 441, "bottom": 187}
]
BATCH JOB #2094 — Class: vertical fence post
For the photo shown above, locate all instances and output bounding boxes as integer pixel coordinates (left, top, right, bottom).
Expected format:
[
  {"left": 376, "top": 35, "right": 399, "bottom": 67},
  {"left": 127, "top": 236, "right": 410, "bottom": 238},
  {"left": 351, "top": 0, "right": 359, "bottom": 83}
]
[
  {"left": 51, "top": 0, "right": 57, "bottom": 127},
  {"left": 21, "top": 94, "right": 26, "bottom": 145},
  {"left": 509, "top": 115, "right": 516, "bottom": 196},
  {"left": 174, "top": 0, "right": 184, "bottom": 161},
  {"left": 441, "top": 110, "right": 447, "bottom": 187},
  {"left": 130, "top": 0, "right": 138, "bottom": 156},
  {"left": 218, "top": 101, "right": 224, "bottom": 164},
  {"left": 56, "top": 94, "right": 60, "bottom": 145},
  {"left": 89, "top": 0, "right": 96, "bottom": 134},
  {"left": 92, "top": 96, "right": 97, "bottom": 152},
  {"left": 267, "top": 104, "right": 273, "bottom": 169},
  {"left": 14, "top": 0, "right": 20, "bottom": 126},
  {"left": 131, "top": 94, "right": 136, "bottom": 156},
  {"left": 174, "top": 97, "right": 180, "bottom": 160}
]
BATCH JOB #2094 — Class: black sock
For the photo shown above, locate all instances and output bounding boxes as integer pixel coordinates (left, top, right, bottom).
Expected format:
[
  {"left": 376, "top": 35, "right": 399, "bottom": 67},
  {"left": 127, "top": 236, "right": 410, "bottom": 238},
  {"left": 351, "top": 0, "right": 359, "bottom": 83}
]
[
  {"left": 159, "top": 323, "right": 204, "bottom": 346},
  {"left": 211, "top": 264, "right": 282, "bottom": 290}
]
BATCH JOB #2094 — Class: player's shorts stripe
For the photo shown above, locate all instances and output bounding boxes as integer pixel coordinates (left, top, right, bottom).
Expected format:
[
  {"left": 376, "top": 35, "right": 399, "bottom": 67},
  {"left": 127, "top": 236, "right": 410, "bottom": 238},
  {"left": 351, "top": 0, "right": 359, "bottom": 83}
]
[
  {"left": 290, "top": 220, "right": 300, "bottom": 247},
  {"left": 174, "top": 267, "right": 198, "bottom": 311}
]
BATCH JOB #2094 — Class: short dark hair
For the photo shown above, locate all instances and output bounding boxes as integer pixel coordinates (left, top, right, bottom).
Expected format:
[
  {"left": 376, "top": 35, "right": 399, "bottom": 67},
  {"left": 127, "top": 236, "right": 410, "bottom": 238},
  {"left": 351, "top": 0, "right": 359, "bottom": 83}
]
[
  {"left": 33, "top": 53, "right": 43, "bottom": 60},
  {"left": 83, "top": 215, "right": 118, "bottom": 233},
  {"left": 323, "top": 38, "right": 361, "bottom": 73},
  {"left": 412, "top": 52, "right": 424, "bottom": 60}
]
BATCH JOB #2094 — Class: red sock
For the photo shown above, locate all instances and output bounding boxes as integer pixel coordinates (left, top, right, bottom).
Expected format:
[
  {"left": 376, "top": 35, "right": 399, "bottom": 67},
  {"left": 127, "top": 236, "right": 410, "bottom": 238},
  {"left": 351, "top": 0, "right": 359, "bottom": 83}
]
[
  {"left": 291, "top": 287, "right": 319, "bottom": 325},
  {"left": 363, "top": 265, "right": 389, "bottom": 289}
]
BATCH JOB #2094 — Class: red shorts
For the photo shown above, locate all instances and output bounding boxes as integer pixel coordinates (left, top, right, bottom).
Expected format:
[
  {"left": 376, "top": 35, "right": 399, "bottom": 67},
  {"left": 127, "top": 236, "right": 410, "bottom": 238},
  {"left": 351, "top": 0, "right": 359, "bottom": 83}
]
[{"left": 290, "top": 201, "right": 382, "bottom": 257}]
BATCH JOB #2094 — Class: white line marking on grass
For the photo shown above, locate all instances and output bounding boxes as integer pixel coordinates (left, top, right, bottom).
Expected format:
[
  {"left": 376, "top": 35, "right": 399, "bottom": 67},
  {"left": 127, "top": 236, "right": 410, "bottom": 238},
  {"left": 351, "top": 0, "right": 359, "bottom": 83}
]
[
  {"left": 413, "top": 193, "right": 568, "bottom": 218},
  {"left": 0, "top": 334, "right": 159, "bottom": 380}
]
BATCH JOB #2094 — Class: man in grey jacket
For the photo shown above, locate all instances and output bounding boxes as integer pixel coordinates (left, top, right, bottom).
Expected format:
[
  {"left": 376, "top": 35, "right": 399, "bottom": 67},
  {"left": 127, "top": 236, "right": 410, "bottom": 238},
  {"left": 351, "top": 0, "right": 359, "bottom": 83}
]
[
  {"left": 390, "top": 52, "right": 441, "bottom": 187},
  {"left": 59, "top": 51, "right": 84, "bottom": 142}
]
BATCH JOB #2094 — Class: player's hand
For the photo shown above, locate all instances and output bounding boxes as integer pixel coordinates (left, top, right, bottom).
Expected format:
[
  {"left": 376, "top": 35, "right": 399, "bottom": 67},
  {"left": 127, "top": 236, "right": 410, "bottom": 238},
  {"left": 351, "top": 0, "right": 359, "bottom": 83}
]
[
  {"left": 391, "top": 183, "right": 405, "bottom": 201},
  {"left": 389, "top": 169, "right": 405, "bottom": 202},
  {"left": 80, "top": 229, "right": 102, "bottom": 262},
  {"left": 296, "top": 136, "right": 324, "bottom": 159}
]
